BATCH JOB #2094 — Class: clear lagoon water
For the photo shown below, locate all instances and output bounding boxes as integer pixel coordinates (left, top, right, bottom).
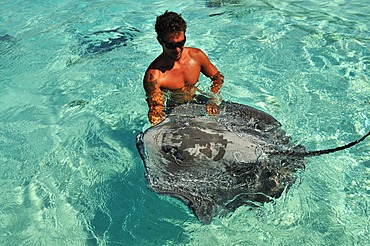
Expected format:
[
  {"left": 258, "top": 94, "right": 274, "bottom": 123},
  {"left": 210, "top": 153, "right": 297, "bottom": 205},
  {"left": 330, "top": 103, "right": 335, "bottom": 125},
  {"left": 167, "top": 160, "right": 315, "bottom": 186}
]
[{"left": 1, "top": 0, "right": 369, "bottom": 245}]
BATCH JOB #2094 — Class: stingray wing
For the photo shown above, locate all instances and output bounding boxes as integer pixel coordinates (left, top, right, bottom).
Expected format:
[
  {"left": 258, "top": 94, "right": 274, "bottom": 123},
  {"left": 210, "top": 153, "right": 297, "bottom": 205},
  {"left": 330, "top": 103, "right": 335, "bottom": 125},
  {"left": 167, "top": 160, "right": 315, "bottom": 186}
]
[{"left": 137, "top": 102, "right": 301, "bottom": 223}]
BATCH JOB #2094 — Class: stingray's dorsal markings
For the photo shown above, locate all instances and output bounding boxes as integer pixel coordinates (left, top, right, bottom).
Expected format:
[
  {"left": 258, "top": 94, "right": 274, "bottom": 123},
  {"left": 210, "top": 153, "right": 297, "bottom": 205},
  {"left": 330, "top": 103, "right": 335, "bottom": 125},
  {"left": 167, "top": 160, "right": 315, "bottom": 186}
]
[
  {"left": 270, "top": 131, "right": 370, "bottom": 157},
  {"left": 137, "top": 101, "right": 370, "bottom": 224}
]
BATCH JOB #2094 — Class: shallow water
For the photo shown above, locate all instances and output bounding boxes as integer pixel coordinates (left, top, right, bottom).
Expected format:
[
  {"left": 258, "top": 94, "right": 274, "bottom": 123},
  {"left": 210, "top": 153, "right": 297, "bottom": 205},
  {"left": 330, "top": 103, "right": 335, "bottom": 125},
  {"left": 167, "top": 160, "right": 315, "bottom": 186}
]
[{"left": 0, "top": 0, "right": 369, "bottom": 245}]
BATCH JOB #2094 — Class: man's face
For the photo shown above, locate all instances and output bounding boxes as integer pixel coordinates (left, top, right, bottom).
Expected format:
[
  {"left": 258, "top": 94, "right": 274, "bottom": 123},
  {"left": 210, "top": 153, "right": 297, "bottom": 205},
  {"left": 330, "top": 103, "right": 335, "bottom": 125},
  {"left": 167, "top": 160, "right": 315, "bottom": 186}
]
[{"left": 159, "top": 31, "right": 186, "bottom": 60}]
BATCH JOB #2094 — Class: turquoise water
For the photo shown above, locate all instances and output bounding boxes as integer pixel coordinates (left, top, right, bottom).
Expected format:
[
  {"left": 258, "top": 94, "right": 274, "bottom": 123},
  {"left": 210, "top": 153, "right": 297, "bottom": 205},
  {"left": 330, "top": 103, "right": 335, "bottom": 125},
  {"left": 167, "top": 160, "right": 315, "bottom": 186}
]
[{"left": 1, "top": 0, "right": 369, "bottom": 245}]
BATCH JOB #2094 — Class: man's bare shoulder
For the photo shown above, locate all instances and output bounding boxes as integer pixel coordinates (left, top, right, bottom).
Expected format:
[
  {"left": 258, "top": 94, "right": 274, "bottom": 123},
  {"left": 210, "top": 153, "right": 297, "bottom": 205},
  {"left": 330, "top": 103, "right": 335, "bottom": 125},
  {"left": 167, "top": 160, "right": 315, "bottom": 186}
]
[
  {"left": 144, "top": 57, "right": 161, "bottom": 82},
  {"left": 144, "top": 66, "right": 163, "bottom": 91},
  {"left": 187, "top": 47, "right": 206, "bottom": 56},
  {"left": 144, "top": 68, "right": 157, "bottom": 82},
  {"left": 186, "top": 47, "right": 209, "bottom": 62}
]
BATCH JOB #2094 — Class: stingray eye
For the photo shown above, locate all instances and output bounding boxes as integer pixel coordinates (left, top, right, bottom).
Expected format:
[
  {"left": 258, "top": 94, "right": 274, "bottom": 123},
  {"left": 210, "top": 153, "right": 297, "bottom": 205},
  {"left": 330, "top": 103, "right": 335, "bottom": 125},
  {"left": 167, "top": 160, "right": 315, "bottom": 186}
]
[
  {"left": 162, "top": 145, "right": 183, "bottom": 160},
  {"left": 162, "top": 145, "right": 180, "bottom": 156},
  {"left": 162, "top": 145, "right": 173, "bottom": 153}
]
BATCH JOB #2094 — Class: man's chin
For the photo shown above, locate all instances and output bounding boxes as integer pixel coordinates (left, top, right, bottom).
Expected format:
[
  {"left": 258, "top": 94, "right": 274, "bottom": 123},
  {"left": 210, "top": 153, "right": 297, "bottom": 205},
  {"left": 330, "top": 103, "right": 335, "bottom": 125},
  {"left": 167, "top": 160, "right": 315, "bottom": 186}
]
[{"left": 172, "top": 53, "right": 182, "bottom": 60}]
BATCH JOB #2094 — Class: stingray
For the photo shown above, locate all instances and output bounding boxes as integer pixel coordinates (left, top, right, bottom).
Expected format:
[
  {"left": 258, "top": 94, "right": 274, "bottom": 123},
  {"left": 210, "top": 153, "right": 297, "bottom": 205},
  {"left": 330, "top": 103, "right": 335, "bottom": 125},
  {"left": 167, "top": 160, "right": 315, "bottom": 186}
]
[
  {"left": 136, "top": 101, "right": 370, "bottom": 224},
  {"left": 78, "top": 26, "right": 140, "bottom": 55}
]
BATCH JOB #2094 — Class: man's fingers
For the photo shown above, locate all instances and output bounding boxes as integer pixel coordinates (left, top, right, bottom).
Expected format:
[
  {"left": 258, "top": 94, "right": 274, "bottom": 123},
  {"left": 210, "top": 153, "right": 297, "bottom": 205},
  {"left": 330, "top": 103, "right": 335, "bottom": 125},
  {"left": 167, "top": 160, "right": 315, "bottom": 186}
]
[{"left": 206, "top": 103, "right": 219, "bottom": 116}]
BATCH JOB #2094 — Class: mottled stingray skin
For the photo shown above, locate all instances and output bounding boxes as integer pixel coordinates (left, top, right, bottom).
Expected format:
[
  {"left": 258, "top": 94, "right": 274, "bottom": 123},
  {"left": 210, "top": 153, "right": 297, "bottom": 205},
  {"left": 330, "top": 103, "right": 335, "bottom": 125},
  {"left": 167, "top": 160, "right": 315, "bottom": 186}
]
[{"left": 136, "top": 101, "right": 369, "bottom": 224}]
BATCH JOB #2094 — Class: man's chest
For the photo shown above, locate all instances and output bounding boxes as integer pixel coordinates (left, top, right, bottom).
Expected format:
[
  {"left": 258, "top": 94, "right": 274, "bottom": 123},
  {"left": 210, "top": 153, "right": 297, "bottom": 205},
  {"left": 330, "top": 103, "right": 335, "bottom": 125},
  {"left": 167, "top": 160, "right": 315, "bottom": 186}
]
[{"left": 159, "top": 66, "right": 201, "bottom": 90}]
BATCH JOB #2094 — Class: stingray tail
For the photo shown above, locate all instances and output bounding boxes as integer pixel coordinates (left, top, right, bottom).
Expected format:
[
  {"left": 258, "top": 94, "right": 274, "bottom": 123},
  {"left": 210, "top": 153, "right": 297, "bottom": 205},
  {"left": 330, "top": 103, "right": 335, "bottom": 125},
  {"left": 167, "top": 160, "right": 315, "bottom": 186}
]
[{"left": 293, "top": 130, "right": 370, "bottom": 157}]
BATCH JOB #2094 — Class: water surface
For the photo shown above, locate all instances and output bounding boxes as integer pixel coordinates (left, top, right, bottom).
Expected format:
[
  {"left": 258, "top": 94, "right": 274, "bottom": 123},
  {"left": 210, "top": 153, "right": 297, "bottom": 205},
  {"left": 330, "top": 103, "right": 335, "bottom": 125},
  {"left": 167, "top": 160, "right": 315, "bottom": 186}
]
[{"left": 0, "top": 0, "right": 369, "bottom": 245}]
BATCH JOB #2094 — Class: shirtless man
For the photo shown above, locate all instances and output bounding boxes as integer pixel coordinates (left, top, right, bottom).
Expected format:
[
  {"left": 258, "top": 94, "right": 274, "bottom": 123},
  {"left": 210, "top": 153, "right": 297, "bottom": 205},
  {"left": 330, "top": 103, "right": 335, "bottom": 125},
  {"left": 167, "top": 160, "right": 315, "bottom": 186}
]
[{"left": 143, "top": 11, "right": 224, "bottom": 125}]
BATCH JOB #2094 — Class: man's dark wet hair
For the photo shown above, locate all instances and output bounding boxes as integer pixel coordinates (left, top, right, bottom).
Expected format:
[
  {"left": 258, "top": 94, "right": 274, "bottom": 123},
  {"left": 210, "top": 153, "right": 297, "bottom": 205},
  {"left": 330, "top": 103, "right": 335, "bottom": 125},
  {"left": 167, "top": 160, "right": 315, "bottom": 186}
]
[{"left": 155, "top": 11, "right": 187, "bottom": 38}]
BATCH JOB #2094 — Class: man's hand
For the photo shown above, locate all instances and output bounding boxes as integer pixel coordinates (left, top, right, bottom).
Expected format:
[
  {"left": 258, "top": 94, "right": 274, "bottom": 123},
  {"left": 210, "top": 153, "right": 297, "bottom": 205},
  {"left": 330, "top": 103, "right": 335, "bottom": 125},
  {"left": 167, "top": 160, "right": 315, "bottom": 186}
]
[
  {"left": 206, "top": 71, "right": 224, "bottom": 116},
  {"left": 149, "top": 110, "right": 166, "bottom": 126},
  {"left": 206, "top": 98, "right": 221, "bottom": 116},
  {"left": 206, "top": 102, "right": 219, "bottom": 116}
]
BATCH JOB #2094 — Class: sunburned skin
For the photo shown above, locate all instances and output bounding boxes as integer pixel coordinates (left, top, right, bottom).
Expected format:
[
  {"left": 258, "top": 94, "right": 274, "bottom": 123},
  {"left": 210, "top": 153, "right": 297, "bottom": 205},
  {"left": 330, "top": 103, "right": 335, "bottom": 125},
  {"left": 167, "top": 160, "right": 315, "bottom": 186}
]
[
  {"left": 143, "top": 19, "right": 224, "bottom": 125},
  {"left": 145, "top": 75, "right": 166, "bottom": 125},
  {"left": 145, "top": 71, "right": 223, "bottom": 125},
  {"left": 143, "top": 44, "right": 224, "bottom": 125}
]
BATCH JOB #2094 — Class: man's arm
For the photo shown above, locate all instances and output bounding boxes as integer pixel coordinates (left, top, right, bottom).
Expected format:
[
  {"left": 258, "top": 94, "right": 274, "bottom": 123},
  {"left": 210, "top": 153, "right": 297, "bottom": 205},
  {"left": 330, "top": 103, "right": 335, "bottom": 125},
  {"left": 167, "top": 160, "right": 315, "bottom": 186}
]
[
  {"left": 210, "top": 71, "right": 224, "bottom": 95},
  {"left": 143, "top": 70, "right": 166, "bottom": 125},
  {"left": 206, "top": 72, "right": 224, "bottom": 115},
  {"left": 197, "top": 49, "right": 224, "bottom": 115}
]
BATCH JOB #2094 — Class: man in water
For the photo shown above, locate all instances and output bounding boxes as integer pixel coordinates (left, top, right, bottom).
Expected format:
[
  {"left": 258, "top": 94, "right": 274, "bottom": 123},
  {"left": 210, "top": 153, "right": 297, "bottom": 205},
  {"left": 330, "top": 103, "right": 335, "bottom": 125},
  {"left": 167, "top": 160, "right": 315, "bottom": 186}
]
[{"left": 143, "top": 11, "right": 224, "bottom": 125}]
